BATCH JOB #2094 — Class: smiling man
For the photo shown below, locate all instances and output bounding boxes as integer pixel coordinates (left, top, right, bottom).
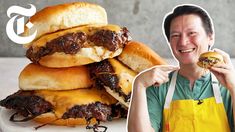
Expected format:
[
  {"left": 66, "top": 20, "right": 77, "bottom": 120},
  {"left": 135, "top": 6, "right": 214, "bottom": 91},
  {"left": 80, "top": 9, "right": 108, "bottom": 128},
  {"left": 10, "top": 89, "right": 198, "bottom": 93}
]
[{"left": 128, "top": 4, "right": 235, "bottom": 132}]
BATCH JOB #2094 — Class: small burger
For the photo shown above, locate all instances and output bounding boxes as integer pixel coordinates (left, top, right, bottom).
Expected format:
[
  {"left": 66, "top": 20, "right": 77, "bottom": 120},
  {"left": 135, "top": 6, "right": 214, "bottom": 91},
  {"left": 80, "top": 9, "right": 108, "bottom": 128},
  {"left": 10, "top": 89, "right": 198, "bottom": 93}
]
[
  {"left": 0, "top": 64, "right": 126, "bottom": 127},
  {"left": 24, "top": 2, "right": 131, "bottom": 68},
  {"left": 197, "top": 51, "right": 223, "bottom": 69}
]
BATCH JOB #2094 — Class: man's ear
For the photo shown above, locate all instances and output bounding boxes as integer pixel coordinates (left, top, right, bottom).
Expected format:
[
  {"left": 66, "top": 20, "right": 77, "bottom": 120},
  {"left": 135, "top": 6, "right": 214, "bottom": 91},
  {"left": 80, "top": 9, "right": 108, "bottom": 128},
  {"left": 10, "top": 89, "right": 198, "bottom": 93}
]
[{"left": 208, "top": 33, "right": 214, "bottom": 48}]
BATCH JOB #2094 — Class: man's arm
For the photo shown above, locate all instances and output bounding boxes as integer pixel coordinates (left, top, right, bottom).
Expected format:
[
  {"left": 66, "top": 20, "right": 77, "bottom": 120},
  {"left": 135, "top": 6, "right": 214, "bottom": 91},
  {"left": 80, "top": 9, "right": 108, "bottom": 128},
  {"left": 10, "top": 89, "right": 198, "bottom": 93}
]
[
  {"left": 209, "top": 48, "right": 235, "bottom": 128},
  {"left": 128, "top": 82, "right": 155, "bottom": 132},
  {"left": 127, "top": 65, "right": 179, "bottom": 132}
]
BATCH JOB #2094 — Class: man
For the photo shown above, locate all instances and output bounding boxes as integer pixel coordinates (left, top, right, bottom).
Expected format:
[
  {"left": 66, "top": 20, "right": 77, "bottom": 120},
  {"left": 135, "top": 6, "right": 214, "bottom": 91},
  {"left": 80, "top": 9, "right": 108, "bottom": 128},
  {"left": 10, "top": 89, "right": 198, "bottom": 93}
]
[{"left": 128, "top": 4, "right": 235, "bottom": 132}]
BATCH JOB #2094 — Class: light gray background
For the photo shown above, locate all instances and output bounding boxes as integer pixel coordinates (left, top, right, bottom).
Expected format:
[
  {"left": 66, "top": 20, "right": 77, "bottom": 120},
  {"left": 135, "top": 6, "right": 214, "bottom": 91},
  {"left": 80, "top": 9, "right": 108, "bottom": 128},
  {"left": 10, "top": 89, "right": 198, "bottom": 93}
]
[{"left": 0, "top": 0, "right": 234, "bottom": 58}]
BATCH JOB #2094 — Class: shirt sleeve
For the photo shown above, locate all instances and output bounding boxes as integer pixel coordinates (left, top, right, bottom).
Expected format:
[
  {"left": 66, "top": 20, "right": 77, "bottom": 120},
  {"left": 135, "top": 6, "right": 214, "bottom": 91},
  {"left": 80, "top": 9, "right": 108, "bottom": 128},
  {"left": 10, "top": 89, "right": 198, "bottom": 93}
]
[{"left": 146, "top": 86, "right": 163, "bottom": 132}]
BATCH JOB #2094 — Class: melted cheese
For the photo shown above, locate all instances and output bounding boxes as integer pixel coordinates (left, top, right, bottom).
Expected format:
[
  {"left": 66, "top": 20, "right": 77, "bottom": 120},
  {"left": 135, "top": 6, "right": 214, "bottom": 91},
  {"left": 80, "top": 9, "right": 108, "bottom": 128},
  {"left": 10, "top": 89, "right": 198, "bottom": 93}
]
[
  {"left": 34, "top": 88, "right": 117, "bottom": 118},
  {"left": 108, "top": 59, "right": 137, "bottom": 95},
  {"left": 31, "top": 24, "right": 122, "bottom": 47}
]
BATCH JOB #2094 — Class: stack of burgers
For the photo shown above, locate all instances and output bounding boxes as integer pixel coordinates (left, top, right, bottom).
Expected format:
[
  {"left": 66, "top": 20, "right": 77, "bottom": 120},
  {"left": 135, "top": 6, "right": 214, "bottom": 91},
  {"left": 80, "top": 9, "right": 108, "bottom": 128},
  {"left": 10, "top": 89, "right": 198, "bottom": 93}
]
[{"left": 0, "top": 2, "right": 166, "bottom": 130}]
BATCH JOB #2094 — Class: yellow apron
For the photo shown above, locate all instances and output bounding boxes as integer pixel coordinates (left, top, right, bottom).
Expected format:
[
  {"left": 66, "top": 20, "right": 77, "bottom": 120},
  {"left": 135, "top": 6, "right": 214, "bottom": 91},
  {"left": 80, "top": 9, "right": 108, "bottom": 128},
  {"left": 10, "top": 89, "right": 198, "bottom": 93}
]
[{"left": 163, "top": 71, "right": 230, "bottom": 132}]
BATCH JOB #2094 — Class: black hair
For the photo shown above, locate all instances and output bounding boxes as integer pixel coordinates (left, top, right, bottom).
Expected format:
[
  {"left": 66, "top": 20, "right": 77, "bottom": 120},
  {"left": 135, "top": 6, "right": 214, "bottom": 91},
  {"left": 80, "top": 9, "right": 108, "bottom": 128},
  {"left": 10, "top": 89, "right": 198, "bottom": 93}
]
[{"left": 163, "top": 5, "right": 213, "bottom": 41}]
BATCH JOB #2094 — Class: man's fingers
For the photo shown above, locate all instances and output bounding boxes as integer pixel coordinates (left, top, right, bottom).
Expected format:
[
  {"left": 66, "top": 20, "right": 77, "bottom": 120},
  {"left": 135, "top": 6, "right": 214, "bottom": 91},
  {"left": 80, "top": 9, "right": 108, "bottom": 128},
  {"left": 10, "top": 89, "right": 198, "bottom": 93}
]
[
  {"left": 152, "top": 65, "right": 179, "bottom": 72},
  {"left": 151, "top": 69, "right": 170, "bottom": 87},
  {"left": 213, "top": 63, "right": 231, "bottom": 70},
  {"left": 153, "top": 77, "right": 169, "bottom": 87},
  {"left": 210, "top": 66, "right": 227, "bottom": 74},
  {"left": 213, "top": 48, "right": 232, "bottom": 65}
]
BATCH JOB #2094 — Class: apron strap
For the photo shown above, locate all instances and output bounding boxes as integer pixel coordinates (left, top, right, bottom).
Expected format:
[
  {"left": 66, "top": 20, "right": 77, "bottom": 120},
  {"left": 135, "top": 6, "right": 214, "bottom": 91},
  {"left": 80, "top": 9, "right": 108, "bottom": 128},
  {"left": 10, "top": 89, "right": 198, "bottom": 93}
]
[
  {"left": 211, "top": 73, "right": 223, "bottom": 103},
  {"left": 164, "top": 71, "right": 178, "bottom": 109},
  {"left": 163, "top": 71, "right": 222, "bottom": 108}
]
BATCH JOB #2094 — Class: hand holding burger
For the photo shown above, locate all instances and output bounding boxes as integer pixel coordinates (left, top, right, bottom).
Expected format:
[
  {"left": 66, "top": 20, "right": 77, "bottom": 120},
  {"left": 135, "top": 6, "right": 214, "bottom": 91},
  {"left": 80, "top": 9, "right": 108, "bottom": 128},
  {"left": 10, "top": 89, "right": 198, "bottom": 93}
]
[{"left": 208, "top": 49, "right": 235, "bottom": 92}]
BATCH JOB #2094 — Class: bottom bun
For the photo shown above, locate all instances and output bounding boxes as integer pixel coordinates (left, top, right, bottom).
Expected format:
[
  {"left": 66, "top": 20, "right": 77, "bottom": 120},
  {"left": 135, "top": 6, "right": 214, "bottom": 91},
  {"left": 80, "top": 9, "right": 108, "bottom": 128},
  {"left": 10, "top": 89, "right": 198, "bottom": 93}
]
[
  {"left": 39, "top": 47, "right": 123, "bottom": 68},
  {"left": 197, "top": 61, "right": 209, "bottom": 69},
  {"left": 34, "top": 113, "right": 97, "bottom": 126}
]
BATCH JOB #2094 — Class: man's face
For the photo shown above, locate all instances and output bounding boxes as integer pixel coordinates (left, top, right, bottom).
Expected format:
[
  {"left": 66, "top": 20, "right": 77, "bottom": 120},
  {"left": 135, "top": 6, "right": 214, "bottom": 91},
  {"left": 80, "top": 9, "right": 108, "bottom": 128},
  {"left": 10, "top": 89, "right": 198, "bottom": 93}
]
[{"left": 169, "top": 14, "right": 213, "bottom": 65}]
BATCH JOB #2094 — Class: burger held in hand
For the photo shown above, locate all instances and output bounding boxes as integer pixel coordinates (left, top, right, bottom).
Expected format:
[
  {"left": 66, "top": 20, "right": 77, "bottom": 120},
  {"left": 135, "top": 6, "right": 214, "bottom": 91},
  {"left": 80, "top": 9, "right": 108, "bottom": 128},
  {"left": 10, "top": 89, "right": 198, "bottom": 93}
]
[{"left": 197, "top": 51, "right": 223, "bottom": 69}]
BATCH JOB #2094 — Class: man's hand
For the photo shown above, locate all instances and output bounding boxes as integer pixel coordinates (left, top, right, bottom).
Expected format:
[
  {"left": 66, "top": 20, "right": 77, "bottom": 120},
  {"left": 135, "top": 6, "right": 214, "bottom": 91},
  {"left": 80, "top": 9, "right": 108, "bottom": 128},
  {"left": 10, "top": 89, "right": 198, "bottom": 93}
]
[
  {"left": 134, "top": 65, "right": 179, "bottom": 88},
  {"left": 209, "top": 48, "right": 235, "bottom": 92}
]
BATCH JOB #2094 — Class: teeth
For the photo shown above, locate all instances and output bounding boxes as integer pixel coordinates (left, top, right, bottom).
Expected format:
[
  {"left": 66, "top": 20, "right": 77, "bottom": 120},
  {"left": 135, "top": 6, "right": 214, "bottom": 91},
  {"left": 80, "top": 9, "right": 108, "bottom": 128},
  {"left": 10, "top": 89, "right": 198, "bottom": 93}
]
[{"left": 180, "top": 49, "right": 194, "bottom": 53}]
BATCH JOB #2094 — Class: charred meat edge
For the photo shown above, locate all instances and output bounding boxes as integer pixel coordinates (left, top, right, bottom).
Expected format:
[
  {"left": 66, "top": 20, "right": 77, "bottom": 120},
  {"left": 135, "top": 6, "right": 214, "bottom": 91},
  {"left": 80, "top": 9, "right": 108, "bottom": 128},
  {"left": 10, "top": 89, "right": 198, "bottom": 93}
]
[
  {"left": 89, "top": 60, "right": 131, "bottom": 102},
  {"left": 0, "top": 90, "right": 127, "bottom": 122},
  {"left": 26, "top": 27, "right": 131, "bottom": 64}
]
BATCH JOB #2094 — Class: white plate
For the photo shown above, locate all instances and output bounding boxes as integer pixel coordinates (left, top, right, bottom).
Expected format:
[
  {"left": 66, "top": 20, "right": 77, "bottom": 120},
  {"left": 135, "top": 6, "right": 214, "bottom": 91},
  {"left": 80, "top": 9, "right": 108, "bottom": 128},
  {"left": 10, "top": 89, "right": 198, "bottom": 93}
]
[{"left": 0, "top": 108, "right": 127, "bottom": 132}]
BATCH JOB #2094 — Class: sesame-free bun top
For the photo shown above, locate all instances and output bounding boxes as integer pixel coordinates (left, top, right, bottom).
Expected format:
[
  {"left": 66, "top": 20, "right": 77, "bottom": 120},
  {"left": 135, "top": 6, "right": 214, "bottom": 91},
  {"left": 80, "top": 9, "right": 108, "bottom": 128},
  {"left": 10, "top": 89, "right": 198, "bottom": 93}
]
[
  {"left": 118, "top": 41, "right": 167, "bottom": 73},
  {"left": 199, "top": 51, "right": 223, "bottom": 60},
  {"left": 197, "top": 51, "right": 223, "bottom": 69},
  {"left": 24, "top": 2, "right": 108, "bottom": 41},
  {"left": 19, "top": 63, "right": 92, "bottom": 90}
]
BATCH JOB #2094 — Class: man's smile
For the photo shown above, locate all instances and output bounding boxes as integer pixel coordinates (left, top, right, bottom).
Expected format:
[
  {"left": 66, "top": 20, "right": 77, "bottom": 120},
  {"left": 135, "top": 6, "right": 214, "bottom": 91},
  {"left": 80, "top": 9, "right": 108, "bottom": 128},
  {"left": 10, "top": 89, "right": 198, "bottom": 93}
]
[{"left": 179, "top": 48, "right": 196, "bottom": 53}]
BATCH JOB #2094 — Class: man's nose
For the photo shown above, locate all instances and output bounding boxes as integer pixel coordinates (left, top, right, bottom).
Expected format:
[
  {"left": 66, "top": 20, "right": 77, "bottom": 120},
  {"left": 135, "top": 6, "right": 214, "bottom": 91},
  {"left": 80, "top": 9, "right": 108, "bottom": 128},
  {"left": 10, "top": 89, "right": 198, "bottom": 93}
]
[{"left": 178, "top": 34, "right": 189, "bottom": 46}]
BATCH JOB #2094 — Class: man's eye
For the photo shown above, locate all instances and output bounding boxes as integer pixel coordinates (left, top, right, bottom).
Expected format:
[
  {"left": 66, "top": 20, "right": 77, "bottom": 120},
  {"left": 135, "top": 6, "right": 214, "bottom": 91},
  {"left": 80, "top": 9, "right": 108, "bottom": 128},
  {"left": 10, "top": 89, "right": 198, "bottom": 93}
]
[
  {"left": 189, "top": 32, "right": 196, "bottom": 36},
  {"left": 170, "top": 34, "right": 180, "bottom": 38}
]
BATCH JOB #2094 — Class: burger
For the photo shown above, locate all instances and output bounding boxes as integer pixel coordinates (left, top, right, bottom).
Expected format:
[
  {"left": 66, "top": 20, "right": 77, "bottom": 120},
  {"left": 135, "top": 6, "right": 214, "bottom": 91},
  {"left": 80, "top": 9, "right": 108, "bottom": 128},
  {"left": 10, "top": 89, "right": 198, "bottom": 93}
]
[
  {"left": 197, "top": 51, "right": 223, "bottom": 69},
  {"left": 0, "top": 64, "right": 126, "bottom": 127},
  {"left": 24, "top": 2, "right": 131, "bottom": 68},
  {"left": 88, "top": 41, "right": 167, "bottom": 108}
]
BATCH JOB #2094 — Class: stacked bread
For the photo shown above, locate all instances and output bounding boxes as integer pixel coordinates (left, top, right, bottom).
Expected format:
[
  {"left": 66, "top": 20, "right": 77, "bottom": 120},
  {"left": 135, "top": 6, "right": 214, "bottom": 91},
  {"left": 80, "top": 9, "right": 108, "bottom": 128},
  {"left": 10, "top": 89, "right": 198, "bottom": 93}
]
[{"left": 0, "top": 2, "right": 166, "bottom": 128}]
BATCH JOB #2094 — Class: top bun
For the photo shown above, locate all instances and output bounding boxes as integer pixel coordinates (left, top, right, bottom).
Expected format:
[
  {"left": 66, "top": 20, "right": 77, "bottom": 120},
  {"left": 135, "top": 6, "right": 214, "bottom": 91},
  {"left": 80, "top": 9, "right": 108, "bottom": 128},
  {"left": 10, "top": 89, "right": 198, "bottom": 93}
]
[
  {"left": 199, "top": 51, "right": 223, "bottom": 60},
  {"left": 118, "top": 41, "right": 167, "bottom": 73},
  {"left": 197, "top": 51, "right": 223, "bottom": 69},
  {"left": 24, "top": 2, "right": 108, "bottom": 41}
]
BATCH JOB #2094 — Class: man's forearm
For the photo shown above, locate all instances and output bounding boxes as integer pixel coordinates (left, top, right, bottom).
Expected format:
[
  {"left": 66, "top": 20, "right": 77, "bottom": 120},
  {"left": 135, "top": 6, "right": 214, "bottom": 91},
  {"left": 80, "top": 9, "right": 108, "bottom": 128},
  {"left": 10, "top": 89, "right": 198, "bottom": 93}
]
[
  {"left": 229, "top": 88, "right": 235, "bottom": 128},
  {"left": 128, "top": 81, "right": 154, "bottom": 132}
]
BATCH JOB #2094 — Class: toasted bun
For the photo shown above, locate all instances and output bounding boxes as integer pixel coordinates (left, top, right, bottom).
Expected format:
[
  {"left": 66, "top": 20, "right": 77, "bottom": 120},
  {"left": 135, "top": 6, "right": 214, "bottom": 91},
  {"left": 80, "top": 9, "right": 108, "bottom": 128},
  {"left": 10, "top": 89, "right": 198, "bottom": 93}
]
[
  {"left": 24, "top": 2, "right": 107, "bottom": 41},
  {"left": 197, "top": 51, "right": 223, "bottom": 68},
  {"left": 19, "top": 63, "right": 92, "bottom": 90},
  {"left": 34, "top": 113, "right": 97, "bottom": 126},
  {"left": 199, "top": 51, "right": 223, "bottom": 60},
  {"left": 107, "top": 59, "right": 137, "bottom": 108},
  {"left": 118, "top": 41, "right": 167, "bottom": 73}
]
